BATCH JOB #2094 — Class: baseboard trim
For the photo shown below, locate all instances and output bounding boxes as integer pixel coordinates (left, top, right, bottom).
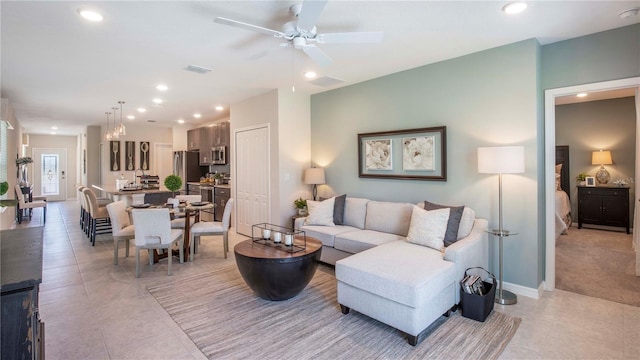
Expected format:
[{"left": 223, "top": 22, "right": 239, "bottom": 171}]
[{"left": 502, "top": 281, "right": 545, "bottom": 300}]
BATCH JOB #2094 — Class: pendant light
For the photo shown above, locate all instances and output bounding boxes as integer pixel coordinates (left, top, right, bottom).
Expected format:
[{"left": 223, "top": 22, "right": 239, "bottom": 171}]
[
  {"left": 117, "top": 100, "right": 126, "bottom": 135},
  {"left": 111, "top": 107, "right": 119, "bottom": 139},
  {"left": 105, "top": 112, "right": 113, "bottom": 140}
]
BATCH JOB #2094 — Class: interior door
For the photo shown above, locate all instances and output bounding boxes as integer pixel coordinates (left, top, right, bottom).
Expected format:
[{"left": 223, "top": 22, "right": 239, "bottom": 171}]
[
  {"left": 33, "top": 148, "right": 67, "bottom": 201},
  {"left": 154, "top": 143, "right": 173, "bottom": 188},
  {"left": 235, "top": 125, "right": 270, "bottom": 236}
]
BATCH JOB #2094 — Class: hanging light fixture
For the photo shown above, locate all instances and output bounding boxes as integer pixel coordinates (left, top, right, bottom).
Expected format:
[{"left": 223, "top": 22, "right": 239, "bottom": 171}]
[
  {"left": 111, "top": 107, "right": 120, "bottom": 139},
  {"left": 105, "top": 112, "right": 113, "bottom": 140},
  {"left": 117, "top": 100, "right": 126, "bottom": 136}
]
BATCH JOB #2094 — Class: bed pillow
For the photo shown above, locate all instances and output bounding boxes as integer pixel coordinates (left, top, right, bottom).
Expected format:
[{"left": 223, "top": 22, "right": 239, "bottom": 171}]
[
  {"left": 304, "top": 197, "right": 335, "bottom": 226},
  {"left": 424, "top": 201, "right": 465, "bottom": 246},
  {"left": 555, "top": 173, "right": 562, "bottom": 191},
  {"left": 555, "top": 163, "right": 562, "bottom": 174},
  {"left": 406, "top": 205, "right": 450, "bottom": 251}
]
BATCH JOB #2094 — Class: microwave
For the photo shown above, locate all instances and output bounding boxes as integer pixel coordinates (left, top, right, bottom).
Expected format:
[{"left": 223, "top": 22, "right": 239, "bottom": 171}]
[{"left": 211, "top": 146, "right": 226, "bottom": 164}]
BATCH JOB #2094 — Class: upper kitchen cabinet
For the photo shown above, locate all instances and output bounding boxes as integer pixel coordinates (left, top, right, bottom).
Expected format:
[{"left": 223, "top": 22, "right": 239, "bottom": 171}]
[
  {"left": 199, "top": 126, "right": 214, "bottom": 165},
  {"left": 212, "top": 121, "right": 230, "bottom": 147},
  {"left": 187, "top": 128, "right": 202, "bottom": 151}
]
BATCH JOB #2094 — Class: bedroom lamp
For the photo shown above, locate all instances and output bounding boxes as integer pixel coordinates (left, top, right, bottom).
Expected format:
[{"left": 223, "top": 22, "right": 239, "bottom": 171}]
[
  {"left": 478, "top": 146, "right": 525, "bottom": 305},
  {"left": 591, "top": 150, "right": 612, "bottom": 185},
  {"left": 304, "top": 167, "right": 325, "bottom": 201}
]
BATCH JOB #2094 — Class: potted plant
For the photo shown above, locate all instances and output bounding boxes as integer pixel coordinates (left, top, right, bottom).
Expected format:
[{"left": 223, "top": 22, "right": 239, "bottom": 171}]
[
  {"left": 213, "top": 172, "right": 224, "bottom": 185},
  {"left": 576, "top": 172, "right": 588, "bottom": 186},
  {"left": 294, "top": 197, "right": 308, "bottom": 216},
  {"left": 164, "top": 174, "right": 183, "bottom": 198}
]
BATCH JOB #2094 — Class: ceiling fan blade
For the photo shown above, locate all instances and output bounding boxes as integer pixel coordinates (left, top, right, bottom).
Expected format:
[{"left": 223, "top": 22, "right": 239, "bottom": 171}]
[
  {"left": 296, "top": 0, "right": 328, "bottom": 32},
  {"left": 316, "top": 31, "right": 384, "bottom": 44},
  {"left": 214, "top": 17, "right": 285, "bottom": 38},
  {"left": 302, "top": 45, "right": 333, "bottom": 67}
]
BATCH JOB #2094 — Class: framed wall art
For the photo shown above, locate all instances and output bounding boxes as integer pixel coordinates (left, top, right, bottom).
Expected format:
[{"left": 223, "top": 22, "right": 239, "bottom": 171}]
[
  {"left": 125, "top": 141, "right": 136, "bottom": 171},
  {"left": 110, "top": 140, "right": 120, "bottom": 172},
  {"left": 358, "top": 126, "right": 446, "bottom": 181},
  {"left": 139, "top": 141, "right": 150, "bottom": 171}
]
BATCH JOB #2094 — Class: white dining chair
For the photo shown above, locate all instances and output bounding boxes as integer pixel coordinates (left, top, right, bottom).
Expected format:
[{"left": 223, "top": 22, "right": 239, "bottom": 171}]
[
  {"left": 106, "top": 201, "right": 135, "bottom": 265},
  {"left": 170, "top": 194, "right": 202, "bottom": 230},
  {"left": 132, "top": 208, "right": 184, "bottom": 277},
  {"left": 189, "top": 198, "right": 233, "bottom": 261},
  {"left": 14, "top": 184, "right": 47, "bottom": 224}
]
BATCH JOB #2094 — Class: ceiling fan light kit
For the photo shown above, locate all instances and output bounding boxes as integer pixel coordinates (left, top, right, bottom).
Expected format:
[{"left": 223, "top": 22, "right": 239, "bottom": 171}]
[{"left": 213, "top": 0, "right": 383, "bottom": 68}]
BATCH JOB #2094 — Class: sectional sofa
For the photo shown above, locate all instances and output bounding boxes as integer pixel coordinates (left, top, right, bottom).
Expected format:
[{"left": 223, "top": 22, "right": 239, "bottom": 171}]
[{"left": 294, "top": 196, "right": 489, "bottom": 345}]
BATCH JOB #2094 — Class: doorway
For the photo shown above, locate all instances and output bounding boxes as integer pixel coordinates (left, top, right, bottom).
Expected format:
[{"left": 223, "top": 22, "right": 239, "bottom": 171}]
[
  {"left": 234, "top": 124, "right": 270, "bottom": 236},
  {"left": 32, "top": 148, "right": 67, "bottom": 201},
  {"left": 545, "top": 77, "right": 640, "bottom": 290}
]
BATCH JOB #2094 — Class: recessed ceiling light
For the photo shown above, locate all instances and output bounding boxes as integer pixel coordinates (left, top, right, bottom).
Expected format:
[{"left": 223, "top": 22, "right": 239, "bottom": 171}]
[
  {"left": 137, "top": 108, "right": 147, "bottom": 113},
  {"left": 177, "top": 119, "right": 185, "bottom": 124},
  {"left": 51, "top": 132, "right": 57, "bottom": 135},
  {"left": 156, "top": 84, "right": 168, "bottom": 91},
  {"left": 78, "top": 9, "right": 103, "bottom": 22},
  {"left": 304, "top": 71, "right": 317, "bottom": 79},
  {"left": 620, "top": 8, "right": 639, "bottom": 19},
  {"left": 576, "top": 93, "right": 588, "bottom": 98},
  {"left": 152, "top": 98, "right": 163, "bottom": 104},
  {"left": 502, "top": 2, "right": 527, "bottom": 15},
  {"left": 215, "top": 105, "right": 224, "bottom": 111},
  {"left": 193, "top": 113, "right": 202, "bottom": 119},
  {"left": 51, "top": 126, "right": 58, "bottom": 130},
  {"left": 127, "top": 115, "right": 135, "bottom": 120}
]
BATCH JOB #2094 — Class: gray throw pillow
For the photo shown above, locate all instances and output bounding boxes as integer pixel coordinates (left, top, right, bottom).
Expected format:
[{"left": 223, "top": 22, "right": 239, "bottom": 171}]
[
  {"left": 333, "top": 194, "right": 347, "bottom": 225},
  {"left": 424, "top": 201, "right": 464, "bottom": 247}
]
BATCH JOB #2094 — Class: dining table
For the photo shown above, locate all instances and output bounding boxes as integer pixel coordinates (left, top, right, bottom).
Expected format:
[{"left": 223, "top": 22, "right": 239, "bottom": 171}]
[{"left": 128, "top": 201, "right": 215, "bottom": 263}]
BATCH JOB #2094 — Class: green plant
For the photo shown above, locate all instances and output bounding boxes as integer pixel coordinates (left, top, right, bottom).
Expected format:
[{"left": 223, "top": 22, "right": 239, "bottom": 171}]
[
  {"left": 293, "top": 197, "right": 307, "bottom": 209},
  {"left": 0, "top": 181, "right": 8, "bottom": 196},
  {"left": 164, "top": 174, "right": 183, "bottom": 197},
  {"left": 576, "top": 172, "right": 588, "bottom": 182},
  {"left": 213, "top": 173, "right": 223, "bottom": 179}
]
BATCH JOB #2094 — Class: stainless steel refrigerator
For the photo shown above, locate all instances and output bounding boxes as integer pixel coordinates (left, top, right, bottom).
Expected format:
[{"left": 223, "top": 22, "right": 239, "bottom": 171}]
[{"left": 173, "top": 151, "right": 202, "bottom": 191}]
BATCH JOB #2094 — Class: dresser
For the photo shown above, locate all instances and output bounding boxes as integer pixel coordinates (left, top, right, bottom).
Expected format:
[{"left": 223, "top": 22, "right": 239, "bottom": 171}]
[
  {"left": 1, "top": 227, "right": 45, "bottom": 360},
  {"left": 577, "top": 185, "right": 630, "bottom": 234}
]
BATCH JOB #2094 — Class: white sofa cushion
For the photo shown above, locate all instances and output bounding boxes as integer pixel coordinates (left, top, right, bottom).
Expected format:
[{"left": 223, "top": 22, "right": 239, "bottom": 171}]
[
  {"left": 343, "top": 197, "right": 369, "bottom": 229},
  {"left": 334, "top": 230, "right": 404, "bottom": 254},
  {"left": 304, "top": 197, "right": 335, "bottom": 226},
  {"left": 364, "top": 201, "right": 414, "bottom": 236},
  {"left": 417, "top": 202, "right": 475, "bottom": 239},
  {"left": 406, "top": 206, "right": 449, "bottom": 250},
  {"left": 336, "top": 240, "right": 456, "bottom": 308},
  {"left": 300, "top": 225, "right": 360, "bottom": 247}
]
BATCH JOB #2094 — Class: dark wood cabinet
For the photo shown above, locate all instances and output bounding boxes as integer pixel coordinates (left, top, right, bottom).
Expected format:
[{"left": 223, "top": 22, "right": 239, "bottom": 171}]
[
  {"left": 214, "top": 186, "right": 230, "bottom": 222},
  {"left": 187, "top": 128, "right": 202, "bottom": 151},
  {"left": 577, "top": 186, "right": 630, "bottom": 233},
  {"left": 1, "top": 227, "right": 45, "bottom": 360},
  {"left": 199, "top": 126, "right": 213, "bottom": 165}
]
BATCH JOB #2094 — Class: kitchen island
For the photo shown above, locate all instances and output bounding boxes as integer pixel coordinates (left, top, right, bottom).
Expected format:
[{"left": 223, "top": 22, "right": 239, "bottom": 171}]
[{"left": 92, "top": 184, "right": 176, "bottom": 205}]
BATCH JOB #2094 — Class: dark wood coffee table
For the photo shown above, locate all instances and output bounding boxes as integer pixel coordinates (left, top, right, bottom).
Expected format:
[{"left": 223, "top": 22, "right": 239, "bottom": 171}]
[{"left": 234, "top": 236, "right": 322, "bottom": 301}]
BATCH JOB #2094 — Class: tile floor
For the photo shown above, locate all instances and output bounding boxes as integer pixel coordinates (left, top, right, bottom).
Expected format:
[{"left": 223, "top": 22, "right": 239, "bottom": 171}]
[{"left": 9, "top": 201, "right": 640, "bottom": 359}]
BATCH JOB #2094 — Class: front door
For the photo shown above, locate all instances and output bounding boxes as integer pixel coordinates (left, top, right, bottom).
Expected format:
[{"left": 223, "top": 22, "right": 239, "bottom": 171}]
[{"left": 33, "top": 148, "right": 67, "bottom": 201}]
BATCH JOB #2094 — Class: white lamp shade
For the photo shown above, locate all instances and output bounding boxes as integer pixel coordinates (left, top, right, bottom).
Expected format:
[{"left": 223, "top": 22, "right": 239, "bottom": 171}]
[
  {"left": 477, "top": 146, "right": 525, "bottom": 174},
  {"left": 304, "top": 168, "right": 325, "bottom": 185}
]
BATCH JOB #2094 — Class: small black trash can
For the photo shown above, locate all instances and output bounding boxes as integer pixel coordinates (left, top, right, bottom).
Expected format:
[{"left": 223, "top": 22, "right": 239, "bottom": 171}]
[{"left": 460, "top": 267, "right": 496, "bottom": 322}]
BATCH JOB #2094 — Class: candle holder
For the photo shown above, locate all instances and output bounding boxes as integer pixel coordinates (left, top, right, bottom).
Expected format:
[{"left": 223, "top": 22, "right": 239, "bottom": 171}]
[{"left": 252, "top": 223, "right": 306, "bottom": 253}]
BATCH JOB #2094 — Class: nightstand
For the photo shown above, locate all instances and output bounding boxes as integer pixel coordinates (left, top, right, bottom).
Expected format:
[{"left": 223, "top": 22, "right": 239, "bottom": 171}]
[{"left": 577, "top": 185, "right": 630, "bottom": 233}]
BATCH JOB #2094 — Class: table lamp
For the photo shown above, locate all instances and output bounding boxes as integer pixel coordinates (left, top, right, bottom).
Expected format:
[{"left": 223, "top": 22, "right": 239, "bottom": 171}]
[
  {"left": 304, "top": 167, "right": 325, "bottom": 201},
  {"left": 591, "top": 150, "right": 612, "bottom": 185},
  {"left": 478, "top": 145, "right": 524, "bottom": 305}
]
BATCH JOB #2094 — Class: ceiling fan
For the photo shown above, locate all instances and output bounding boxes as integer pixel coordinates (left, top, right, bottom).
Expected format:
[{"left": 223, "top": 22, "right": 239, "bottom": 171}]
[{"left": 213, "top": 0, "right": 383, "bottom": 67}]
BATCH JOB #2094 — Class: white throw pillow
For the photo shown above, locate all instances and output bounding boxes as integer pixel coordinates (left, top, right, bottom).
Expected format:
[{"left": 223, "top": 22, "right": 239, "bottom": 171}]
[
  {"left": 304, "top": 198, "right": 336, "bottom": 226},
  {"left": 406, "top": 205, "right": 450, "bottom": 251}
]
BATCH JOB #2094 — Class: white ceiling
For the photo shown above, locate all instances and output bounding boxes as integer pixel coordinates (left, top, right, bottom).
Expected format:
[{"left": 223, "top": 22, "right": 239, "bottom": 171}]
[{"left": 2, "top": 1, "right": 639, "bottom": 136}]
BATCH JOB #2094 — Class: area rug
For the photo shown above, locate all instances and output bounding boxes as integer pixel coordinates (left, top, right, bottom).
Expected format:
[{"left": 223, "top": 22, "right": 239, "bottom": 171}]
[
  {"left": 148, "top": 265, "right": 521, "bottom": 359},
  {"left": 556, "top": 227, "right": 639, "bottom": 306}
]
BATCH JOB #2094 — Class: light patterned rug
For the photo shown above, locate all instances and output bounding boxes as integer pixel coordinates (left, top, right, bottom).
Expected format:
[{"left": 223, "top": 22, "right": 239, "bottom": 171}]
[{"left": 148, "top": 265, "right": 521, "bottom": 359}]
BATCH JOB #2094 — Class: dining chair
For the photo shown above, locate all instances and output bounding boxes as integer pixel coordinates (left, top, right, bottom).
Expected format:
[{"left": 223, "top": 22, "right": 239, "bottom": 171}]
[
  {"left": 170, "top": 194, "right": 202, "bottom": 230},
  {"left": 83, "top": 188, "right": 112, "bottom": 245},
  {"left": 106, "top": 201, "right": 135, "bottom": 265},
  {"left": 14, "top": 184, "right": 47, "bottom": 224},
  {"left": 78, "top": 185, "right": 86, "bottom": 230},
  {"left": 131, "top": 208, "right": 184, "bottom": 277},
  {"left": 189, "top": 198, "right": 233, "bottom": 261}
]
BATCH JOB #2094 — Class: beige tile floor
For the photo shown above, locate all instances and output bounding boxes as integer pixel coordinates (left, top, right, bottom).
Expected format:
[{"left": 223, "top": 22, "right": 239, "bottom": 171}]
[{"left": 10, "top": 201, "right": 640, "bottom": 359}]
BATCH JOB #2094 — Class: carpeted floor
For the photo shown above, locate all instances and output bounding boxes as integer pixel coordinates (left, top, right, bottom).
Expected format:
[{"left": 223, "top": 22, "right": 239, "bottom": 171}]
[
  {"left": 148, "top": 264, "right": 521, "bottom": 360},
  {"left": 556, "top": 227, "right": 640, "bottom": 306}
]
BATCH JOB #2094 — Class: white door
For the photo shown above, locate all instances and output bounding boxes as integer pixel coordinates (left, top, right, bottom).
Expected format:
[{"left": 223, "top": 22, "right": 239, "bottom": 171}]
[
  {"left": 154, "top": 143, "right": 173, "bottom": 187},
  {"left": 33, "top": 148, "right": 67, "bottom": 201},
  {"left": 235, "top": 125, "right": 270, "bottom": 236}
]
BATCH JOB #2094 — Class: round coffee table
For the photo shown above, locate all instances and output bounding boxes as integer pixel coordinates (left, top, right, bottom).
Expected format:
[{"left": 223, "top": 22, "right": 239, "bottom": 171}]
[{"left": 234, "top": 236, "right": 322, "bottom": 301}]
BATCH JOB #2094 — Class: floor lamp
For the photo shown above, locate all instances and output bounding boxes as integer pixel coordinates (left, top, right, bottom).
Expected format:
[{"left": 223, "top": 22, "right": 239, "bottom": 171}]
[{"left": 478, "top": 146, "right": 524, "bottom": 305}]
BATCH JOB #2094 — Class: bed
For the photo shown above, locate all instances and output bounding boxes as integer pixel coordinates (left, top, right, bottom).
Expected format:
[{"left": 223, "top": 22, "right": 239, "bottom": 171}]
[{"left": 555, "top": 145, "right": 572, "bottom": 238}]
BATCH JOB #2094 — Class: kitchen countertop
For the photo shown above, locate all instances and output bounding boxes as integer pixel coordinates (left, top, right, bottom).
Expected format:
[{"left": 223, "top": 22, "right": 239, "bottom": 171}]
[
  {"left": 187, "top": 182, "right": 230, "bottom": 189},
  {"left": 93, "top": 184, "right": 174, "bottom": 195}
]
